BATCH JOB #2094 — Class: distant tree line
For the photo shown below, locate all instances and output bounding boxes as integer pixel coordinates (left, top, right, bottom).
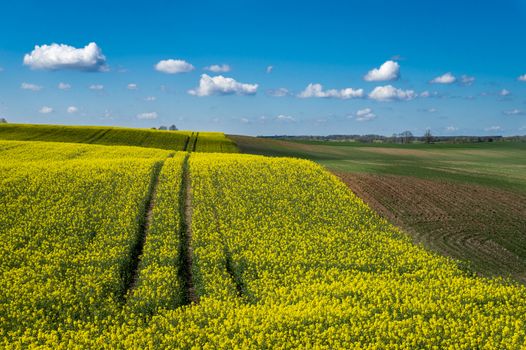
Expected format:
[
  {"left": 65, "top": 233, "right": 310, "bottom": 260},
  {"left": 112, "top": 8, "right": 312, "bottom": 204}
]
[
  {"left": 0, "top": 118, "right": 7, "bottom": 123},
  {"left": 151, "top": 124, "right": 178, "bottom": 131},
  {"left": 262, "top": 131, "right": 516, "bottom": 144}
]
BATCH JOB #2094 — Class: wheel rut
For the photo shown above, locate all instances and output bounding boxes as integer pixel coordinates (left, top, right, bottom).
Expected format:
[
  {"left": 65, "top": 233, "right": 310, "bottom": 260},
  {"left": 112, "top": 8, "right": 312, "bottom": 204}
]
[
  {"left": 178, "top": 155, "right": 199, "bottom": 304},
  {"left": 122, "top": 160, "right": 165, "bottom": 301}
]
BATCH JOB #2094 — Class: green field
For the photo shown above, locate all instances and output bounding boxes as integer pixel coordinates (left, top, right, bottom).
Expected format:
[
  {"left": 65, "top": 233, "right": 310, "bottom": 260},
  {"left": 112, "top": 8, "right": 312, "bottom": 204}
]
[
  {"left": 1, "top": 139, "right": 526, "bottom": 348},
  {"left": 231, "top": 135, "right": 526, "bottom": 283},
  {"left": 231, "top": 136, "right": 526, "bottom": 193},
  {"left": 0, "top": 123, "right": 238, "bottom": 152}
]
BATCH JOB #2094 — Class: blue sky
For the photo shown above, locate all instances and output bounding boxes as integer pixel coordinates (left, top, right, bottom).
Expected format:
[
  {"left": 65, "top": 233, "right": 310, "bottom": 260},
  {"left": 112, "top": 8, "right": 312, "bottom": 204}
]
[{"left": 1, "top": 0, "right": 525, "bottom": 136}]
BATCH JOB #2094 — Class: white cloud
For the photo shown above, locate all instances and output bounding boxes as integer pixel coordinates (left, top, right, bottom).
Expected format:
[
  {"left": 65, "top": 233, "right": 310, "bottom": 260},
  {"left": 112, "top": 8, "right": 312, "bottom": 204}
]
[
  {"left": 89, "top": 84, "right": 104, "bottom": 90},
  {"left": 298, "top": 83, "right": 364, "bottom": 99},
  {"left": 430, "top": 72, "right": 456, "bottom": 84},
  {"left": 364, "top": 60, "right": 400, "bottom": 82},
  {"left": 446, "top": 126, "right": 458, "bottom": 132},
  {"left": 459, "top": 75, "right": 475, "bottom": 86},
  {"left": 204, "top": 64, "right": 231, "bottom": 73},
  {"left": 421, "top": 107, "right": 437, "bottom": 113},
  {"left": 503, "top": 109, "right": 523, "bottom": 116},
  {"left": 499, "top": 89, "right": 511, "bottom": 96},
  {"left": 39, "top": 106, "right": 53, "bottom": 114},
  {"left": 145, "top": 96, "right": 157, "bottom": 101},
  {"left": 155, "top": 59, "right": 194, "bottom": 74},
  {"left": 67, "top": 106, "right": 78, "bottom": 113},
  {"left": 485, "top": 126, "right": 502, "bottom": 132},
  {"left": 276, "top": 114, "right": 295, "bottom": 122},
  {"left": 355, "top": 108, "right": 377, "bottom": 121},
  {"left": 420, "top": 90, "right": 441, "bottom": 98},
  {"left": 266, "top": 65, "right": 273, "bottom": 73},
  {"left": 23, "top": 42, "right": 107, "bottom": 71},
  {"left": 240, "top": 117, "right": 250, "bottom": 123},
  {"left": 368, "top": 85, "right": 416, "bottom": 101},
  {"left": 127, "top": 83, "right": 138, "bottom": 90},
  {"left": 188, "top": 74, "right": 258, "bottom": 96},
  {"left": 58, "top": 82, "right": 71, "bottom": 90},
  {"left": 517, "top": 74, "right": 526, "bottom": 81},
  {"left": 267, "top": 88, "right": 290, "bottom": 97},
  {"left": 137, "top": 112, "right": 158, "bottom": 120},
  {"left": 21, "top": 82, "right": 42, "bottom": 91}
]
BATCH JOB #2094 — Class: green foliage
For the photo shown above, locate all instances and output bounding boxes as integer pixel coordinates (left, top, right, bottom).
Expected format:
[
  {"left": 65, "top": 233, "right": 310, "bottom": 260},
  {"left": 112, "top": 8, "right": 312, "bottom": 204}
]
[{"left": 0, "top": 123, "right": 239, "bottom": 153}]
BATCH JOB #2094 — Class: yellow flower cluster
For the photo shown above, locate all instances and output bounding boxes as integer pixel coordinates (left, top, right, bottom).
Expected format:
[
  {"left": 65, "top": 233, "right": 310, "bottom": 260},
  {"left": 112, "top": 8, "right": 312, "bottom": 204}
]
[
  {"left": 0, "top": 141, "right": 170, "bottom": 343},
  {"left": 125, "top": 153, "right": 187, "bottom": 316},
  {"left": 1, "top": 144, "right": 526, "bottom": 348}
]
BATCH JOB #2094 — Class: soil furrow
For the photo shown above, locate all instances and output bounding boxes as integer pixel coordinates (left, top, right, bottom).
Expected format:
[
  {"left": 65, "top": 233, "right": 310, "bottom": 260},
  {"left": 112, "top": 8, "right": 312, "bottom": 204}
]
[
  {"left": 121, "top": 160, "right": 165, "bottom": 301},
  {"left": 178, "top": 155, "right": 199, "bottom": 304}
]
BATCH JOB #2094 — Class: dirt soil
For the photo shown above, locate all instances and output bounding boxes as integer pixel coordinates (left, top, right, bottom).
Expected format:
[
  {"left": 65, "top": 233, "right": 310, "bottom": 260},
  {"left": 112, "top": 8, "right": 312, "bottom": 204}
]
[{"left": 335, "top": 172, "right": 526, "bottom": 284}]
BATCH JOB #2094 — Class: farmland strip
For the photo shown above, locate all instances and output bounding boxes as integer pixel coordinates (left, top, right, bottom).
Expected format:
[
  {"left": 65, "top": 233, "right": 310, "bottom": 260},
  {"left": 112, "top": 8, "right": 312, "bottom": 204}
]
[
  {"left": 182, "top": 134, "right": 191, "bottom": 151},
  {"left": 122, "top": 159, "right": 165, "bottom": 299},
  {"left": 192, "top": 132, "right": 199, "bottom": 151},
  {"left": 86, "top": 128, "right": 111, "bottom": 144},
  {"left": 178, "top": 155, "right": 199, "bottom": 304}
]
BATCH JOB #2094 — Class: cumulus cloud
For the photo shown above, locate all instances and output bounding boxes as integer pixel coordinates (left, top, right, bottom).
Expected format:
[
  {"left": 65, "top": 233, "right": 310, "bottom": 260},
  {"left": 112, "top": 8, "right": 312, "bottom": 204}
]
[
  {"left": 459, "top": 75, "right": 475, "bottom": 86},
  {"left": 23, "top": 42, "right": 107, "bottom": 71},
  {"left": 430, "top": 72, "right": 456, "bottom": 84},
  {"left": 145, "top": 96, "right": 157, "bottom": 101},
  {"left": 266, "top": 65, "right": 273, "bottom": 73},
  {"left": 485, "top": 125, "right": 502, "bottom": 132},
  {"left": 420, "top": 107, "right": 437, "bottom": 113},
  {"left": 517, "top": 74, "right": 526, "bottom": 81},
  {"left": 137, "top": 112, "right": 158, "bottom": 120},
  {"left": 368, "top": 85, "right": 416, "bottom": 101},
  {"left": 267, "top": 88, "right": 290, "bottom": 97},
  {"left": 67, "top": 106, "right": 78, "bottom": 113},
  {"left": 499, "top": 89, "right": 511, "bottom": 96},
  {"left": 127, "top": 83, "right": 138, "bottom": 90},
  {"left": 355, "top": 108, "right": 377, "bottom": 121},
  {"left": 419, "top": 90, "right": 441, "bottom": 98},
  {"left": 155, "top": 59, "right": 194, "bottom": 74},
  {"left": 58, "top": 82, "right": 71, "bottom": 90},
  {"left": 39, "top": 106, "right": 53, "bottom": 114},
  {"left": 276, "top": 114, "right": 295, "bottom": 122},
  {"left": 188, "top": 74, "right": 258, "bottom": 96},
  {"left": 446, "top": 126, "right": 458, "bottom": 132},
  {"left": 364, "top": 60, "right": 400, "bottom": 82},
  {"left": 298, "top": 83, "right": 364, "bottom": 99},
  {"left": 89, "top": 84, "right": 104, "bottom": 90},
  {"left": 420, "top": 91, "right": 431, "bottom": 98},
  {"left": 21, "top": 82, "right": 42, "bottom": 91},
  {"left": 503, "top": 109, "right": 523, "bottom": 116},
  {"left": 204, "top": 64, "right": 231, "bottom": 73}
]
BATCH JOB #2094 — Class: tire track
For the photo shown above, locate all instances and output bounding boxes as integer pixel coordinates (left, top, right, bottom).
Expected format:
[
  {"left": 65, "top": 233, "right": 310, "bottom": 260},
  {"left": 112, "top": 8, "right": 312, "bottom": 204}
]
[
  {"left": 121, "top": 160, "right": 165, "bottom": 301},
  {"left": 178, "top": 155, "right": 199, "bottom": 304}
]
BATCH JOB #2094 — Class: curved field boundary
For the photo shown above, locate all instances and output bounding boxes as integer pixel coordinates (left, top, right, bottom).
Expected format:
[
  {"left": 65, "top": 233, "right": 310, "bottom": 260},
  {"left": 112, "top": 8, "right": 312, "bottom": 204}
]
[{"left": 335, "top": 172, "right": 526, "bottom": 283}]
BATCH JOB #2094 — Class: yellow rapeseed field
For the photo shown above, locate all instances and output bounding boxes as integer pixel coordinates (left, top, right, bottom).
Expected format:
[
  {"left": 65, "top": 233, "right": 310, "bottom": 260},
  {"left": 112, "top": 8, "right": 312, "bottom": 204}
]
[{"left": 1, "top": 142, "right": 525, "bottom": 348}]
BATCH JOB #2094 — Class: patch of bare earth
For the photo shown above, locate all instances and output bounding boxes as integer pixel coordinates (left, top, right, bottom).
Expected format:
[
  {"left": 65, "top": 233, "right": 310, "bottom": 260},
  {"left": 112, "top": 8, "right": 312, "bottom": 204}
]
[{"left": 335, "top": 172, "right": 526, "bottom": 284}]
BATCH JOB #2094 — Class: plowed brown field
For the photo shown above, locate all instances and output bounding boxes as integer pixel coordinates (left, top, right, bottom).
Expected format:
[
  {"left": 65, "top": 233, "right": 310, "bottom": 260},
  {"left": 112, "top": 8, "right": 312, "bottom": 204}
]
[{"left": 336, "top": 172, "right": 526, "bottom": 283}]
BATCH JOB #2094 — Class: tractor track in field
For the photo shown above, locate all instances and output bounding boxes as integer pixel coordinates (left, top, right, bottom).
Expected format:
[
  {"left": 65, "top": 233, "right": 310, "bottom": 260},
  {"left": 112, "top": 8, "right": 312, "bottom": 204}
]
[
  {"left": 335, "top": 171, "right": 526, "bottom": 283},
  {"left": 86, "top": 129, "right": 111, "bottom": 144},
  {"left": 210, "top": 178, "right": 248, "bottom": 299},
  {"left": 178, "top": 155, "right": 199, "bottom": 304},
  {"left": 122, "top": 159, "right": 165, "bottom": 301}
]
